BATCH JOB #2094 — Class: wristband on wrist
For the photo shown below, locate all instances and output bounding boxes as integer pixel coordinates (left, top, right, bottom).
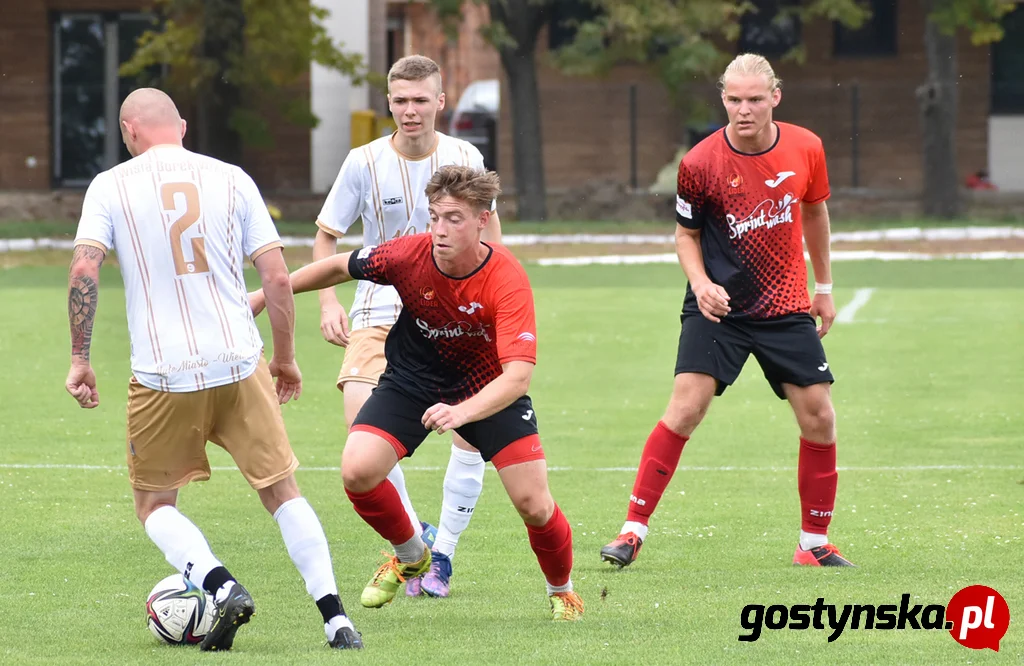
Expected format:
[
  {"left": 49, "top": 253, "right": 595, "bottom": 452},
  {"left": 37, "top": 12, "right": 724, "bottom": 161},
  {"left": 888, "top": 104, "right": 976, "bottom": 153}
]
[{"left": 814, "top": 282, "right": 832, "bottom": 295}]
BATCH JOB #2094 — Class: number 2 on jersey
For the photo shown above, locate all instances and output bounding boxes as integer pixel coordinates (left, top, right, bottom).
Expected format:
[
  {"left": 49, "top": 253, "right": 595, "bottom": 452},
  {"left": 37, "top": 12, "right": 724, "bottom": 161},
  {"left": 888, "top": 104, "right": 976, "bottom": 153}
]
[{"left": 160, "top": 182, "right": 209, "bottom": 276}]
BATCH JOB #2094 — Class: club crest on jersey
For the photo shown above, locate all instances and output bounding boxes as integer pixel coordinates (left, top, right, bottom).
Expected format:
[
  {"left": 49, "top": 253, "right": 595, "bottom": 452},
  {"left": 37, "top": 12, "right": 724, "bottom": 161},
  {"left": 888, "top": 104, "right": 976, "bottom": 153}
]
[
  {"left": 728, "top": 173, "right": 743, "bottom": 188},
  {"left": 419, "top": 285, "right": 439, "bottom": 307},
  {"left": 382, "top": 196, "right": 404, "bottom": 206}
]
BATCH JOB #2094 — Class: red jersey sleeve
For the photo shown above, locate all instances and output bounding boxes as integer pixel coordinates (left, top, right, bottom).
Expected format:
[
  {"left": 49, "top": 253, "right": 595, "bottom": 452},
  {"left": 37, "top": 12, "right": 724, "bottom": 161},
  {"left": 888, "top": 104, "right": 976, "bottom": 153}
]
[
  {"left": 676, "top": 157, "right": 706, "bottom": 229},
  {"left": 804, "top": 139, "right": 830, "bottom": 205},
  {"left": 347, "top": 234, "right": 422, "bottom": 285},
  {"left": 492, "top": 263, "right": 537, "bottom": 365}
]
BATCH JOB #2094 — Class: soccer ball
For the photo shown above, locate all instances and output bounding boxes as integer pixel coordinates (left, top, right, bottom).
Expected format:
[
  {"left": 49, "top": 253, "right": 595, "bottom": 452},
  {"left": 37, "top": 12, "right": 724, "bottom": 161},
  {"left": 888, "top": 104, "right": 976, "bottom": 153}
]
[{"left": 146, "top": 574, "right": 216, "bottom": 645}]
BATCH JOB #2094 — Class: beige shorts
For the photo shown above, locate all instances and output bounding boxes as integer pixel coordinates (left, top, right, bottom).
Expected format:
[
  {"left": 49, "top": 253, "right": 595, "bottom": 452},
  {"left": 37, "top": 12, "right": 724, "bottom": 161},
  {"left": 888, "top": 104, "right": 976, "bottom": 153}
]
[
  {"left": 126, "top": 358, "right": 299, "bottom": 492},
  {"left": 337, "top": 325, "right": 391, "bottom": 390}
]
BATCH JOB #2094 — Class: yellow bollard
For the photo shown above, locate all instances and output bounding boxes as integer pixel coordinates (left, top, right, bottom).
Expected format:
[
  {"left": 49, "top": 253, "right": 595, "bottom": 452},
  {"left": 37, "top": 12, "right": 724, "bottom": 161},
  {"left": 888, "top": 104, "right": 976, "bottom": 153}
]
[
  {"left": 375, "top": 114, "right": 397, "bottom": 138},
  {"left": 350, "top": 110, "right": 376, "bottom": 149}
]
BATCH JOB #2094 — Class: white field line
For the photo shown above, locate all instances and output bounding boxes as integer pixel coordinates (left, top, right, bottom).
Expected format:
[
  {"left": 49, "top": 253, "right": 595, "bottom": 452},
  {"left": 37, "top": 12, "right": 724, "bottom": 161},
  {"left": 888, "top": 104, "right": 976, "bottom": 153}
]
[
  {"left": 836, "top": 288, "right": 876, "bottom": 324},
  {"left": 536, "top": 250, "right": 1024, "bottom": 266},
  {"left": 3, "top": 226, "right": 1023, "bottom": 253},
  {"left": 0, "top": 463, "right": 1019, "bottom": 473}
]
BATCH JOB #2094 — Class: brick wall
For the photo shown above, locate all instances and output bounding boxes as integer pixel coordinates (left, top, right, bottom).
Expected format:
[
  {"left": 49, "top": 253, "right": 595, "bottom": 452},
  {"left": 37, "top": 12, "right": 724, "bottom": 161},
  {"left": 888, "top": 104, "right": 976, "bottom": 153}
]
[
  {"left": 770, "top": 2, "right": 990, "bottom": 191},
  {"left": 496, "top": 63, "right": 683, "bottom": 192},
  {"left": 402, "top": 1, "right": 500, "bottom": 129},
  {"left": 1, "top": 0, "right": 310, "bottom": 192},
  {"left": 494, "top": 2, "right": 991, "bottom": 194}
]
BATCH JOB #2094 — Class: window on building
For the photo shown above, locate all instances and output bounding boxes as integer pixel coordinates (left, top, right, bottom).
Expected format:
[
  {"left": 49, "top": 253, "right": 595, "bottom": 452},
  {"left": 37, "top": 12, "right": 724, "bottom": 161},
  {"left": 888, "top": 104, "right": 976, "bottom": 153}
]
[
  {"left": 737, "top": 0, "right": 801, "bottom": 57},
  {"left": 992, "top": 5, "right": 1024, "bottom": 114},
  {"left": 52, "top": 13, "right": 156, "bottom": 186},
  {"left": 834, "top": 0, "right": 898, "bottom": 57}
]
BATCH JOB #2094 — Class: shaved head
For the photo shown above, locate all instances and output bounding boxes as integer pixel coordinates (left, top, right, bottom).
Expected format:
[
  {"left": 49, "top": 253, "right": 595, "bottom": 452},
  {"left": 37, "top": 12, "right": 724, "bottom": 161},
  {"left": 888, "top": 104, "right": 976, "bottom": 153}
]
[
  {"left": 119, "top": 88, "right": 186, "bottom": 157},
  {"left": 119, "top": 88, "right": 181, "bottom": 127}
]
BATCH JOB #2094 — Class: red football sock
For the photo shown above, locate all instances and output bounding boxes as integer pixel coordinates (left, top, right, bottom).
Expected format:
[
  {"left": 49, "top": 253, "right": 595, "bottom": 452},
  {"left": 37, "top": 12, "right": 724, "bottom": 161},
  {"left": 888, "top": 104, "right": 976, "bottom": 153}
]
[
  {"left": 526, "top": 504, "right": 573, "bottom": 587},
  {"left": 625, "top": 421, "right": 689, "bottom": 525},
  {"left": 798, "top": 437, "right": 838, "bottom": 535},
  {"left": 346, "top": 480, "right": 415, "bottom": 545}
]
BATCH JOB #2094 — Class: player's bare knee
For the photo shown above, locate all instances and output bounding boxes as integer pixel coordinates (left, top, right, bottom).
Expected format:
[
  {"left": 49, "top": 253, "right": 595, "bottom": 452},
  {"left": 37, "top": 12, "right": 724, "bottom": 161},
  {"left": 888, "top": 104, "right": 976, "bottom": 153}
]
[
  {"left": 798, "top": 403, "right": 836, "bottom": 442},
  {"left": 341, "top": 461, "right": 383, "bottom": 493},
  {"left": 134, "top": 498, "right": 174, "bottom": 524},
  {"left": 513, "top": 491, "right": 555, "bottom": 527},
  {"left": 257, "top": 475, "right": 300, "bottom": 515},
  {"left": 662, "top": 399, "right": 708, "bottom": 436}
]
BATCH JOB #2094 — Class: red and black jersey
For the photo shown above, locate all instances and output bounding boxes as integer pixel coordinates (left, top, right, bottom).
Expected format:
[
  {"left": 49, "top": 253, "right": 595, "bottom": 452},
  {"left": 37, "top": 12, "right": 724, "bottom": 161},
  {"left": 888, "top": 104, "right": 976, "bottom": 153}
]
[
  {"left": 676, "top": 122, "right": 830, "bottom": 320},
  {"left": 348, "top": 234, "right": 537, "bottom": 403}
]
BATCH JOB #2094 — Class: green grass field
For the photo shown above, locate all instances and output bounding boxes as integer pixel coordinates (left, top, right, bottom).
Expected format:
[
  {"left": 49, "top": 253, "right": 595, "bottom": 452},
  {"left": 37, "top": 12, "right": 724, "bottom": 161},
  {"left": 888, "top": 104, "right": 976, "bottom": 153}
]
[{"left": 1, "top": 258, "right": 1022, "bottom": 665}]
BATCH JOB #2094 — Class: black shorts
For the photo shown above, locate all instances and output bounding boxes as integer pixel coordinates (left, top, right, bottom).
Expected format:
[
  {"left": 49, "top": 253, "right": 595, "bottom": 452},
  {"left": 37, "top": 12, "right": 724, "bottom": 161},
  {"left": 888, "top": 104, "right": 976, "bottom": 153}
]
[
  {"left": 351, "top": 377, "right": 540, "bottom": 462},
  {"left": 674, "top": 313, "right": 834, "bottom": 399}
]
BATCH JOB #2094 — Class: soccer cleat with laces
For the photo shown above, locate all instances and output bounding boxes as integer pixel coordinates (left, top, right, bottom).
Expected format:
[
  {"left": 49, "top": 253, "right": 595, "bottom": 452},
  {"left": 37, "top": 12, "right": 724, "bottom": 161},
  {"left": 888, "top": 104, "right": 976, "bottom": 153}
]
[
  {"left": 405, "top": 522, "right": 437, "bottom": 597},
  {"left": 200, "top": 581, "right": 255, "bottom": 652},
  {"left": 328, "top": 625, "right": 364, "bottom": 650},
  {"left": 421, "top": 551, "right": 452, "bottom": 598},
  {"left": 600, "top": 532, "right": 643, "bottom": 568},
  {"left": 360, "top": 546, "right": 432, "bottom": 608},
  {"left": 793, "top": 543, "right": 856, "bottom": 567},
  {"left": 549, "top": 591, "right": 584, "bottom": 621}
]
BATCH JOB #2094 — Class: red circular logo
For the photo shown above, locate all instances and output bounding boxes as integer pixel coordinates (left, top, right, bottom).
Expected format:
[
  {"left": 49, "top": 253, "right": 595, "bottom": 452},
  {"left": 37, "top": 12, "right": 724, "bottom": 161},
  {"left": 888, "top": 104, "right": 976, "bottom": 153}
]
[
  {"left": 728, "top": 173, "right": 743, "bottom": 188},
  {"left": 946, "top": 585, "right": 1010, "bottom": 651},
  {"left": 420, "top": 286, "right": 435, "bottom": 301}
]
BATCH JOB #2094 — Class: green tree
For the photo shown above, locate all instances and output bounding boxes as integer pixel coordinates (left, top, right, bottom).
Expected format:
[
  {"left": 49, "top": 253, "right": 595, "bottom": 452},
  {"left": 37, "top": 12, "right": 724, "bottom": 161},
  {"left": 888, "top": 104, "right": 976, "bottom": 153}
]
[
  {"left": 430, "top": 0, "right": 867, "bottom": 221},
  {"left": 918, "top": 0, "right": 1014, "bottom": 219},
  {"left": 121, "top": 0, "right": 369, "bottom": 167},
  {"left": 431, "top": 0, "right": 555, "bottom": 221}
]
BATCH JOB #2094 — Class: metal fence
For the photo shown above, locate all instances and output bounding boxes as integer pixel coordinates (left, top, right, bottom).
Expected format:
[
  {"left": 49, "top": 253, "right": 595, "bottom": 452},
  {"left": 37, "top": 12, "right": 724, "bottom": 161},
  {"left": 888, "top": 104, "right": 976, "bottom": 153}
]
[
  {"left": 519, "top": 77, "right": 1002, "bottom": 194},
  {"left": 1, "top": 77, "right": 1017, "bottom": 193}
]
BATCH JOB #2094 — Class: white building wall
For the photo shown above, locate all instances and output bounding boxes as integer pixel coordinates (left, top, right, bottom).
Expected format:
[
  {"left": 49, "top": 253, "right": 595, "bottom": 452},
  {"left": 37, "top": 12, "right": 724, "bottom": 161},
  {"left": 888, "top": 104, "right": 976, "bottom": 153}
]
[
  {"left": 989, "top": 117, "right": 1024, "bottom": 192},
  {"left": 311, "top": 0, "right": 369, "bottom": 193}
]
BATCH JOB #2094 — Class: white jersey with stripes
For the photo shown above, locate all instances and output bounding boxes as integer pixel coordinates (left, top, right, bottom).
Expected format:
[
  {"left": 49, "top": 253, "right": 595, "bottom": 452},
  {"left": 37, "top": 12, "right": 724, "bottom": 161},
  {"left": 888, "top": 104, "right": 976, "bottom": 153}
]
[
  {"left": 74, "top": 145, "right": 282, "bottom": 393},
  {"left": 315, "top": 131, "right": 487, "bottom": 330}
]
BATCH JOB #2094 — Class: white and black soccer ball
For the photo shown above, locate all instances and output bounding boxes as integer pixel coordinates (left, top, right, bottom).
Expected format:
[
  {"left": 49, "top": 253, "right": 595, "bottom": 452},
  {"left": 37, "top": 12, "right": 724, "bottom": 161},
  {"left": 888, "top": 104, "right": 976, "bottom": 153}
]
[{"left": 146, "top": 574, "right": 216, "bottom": 645}]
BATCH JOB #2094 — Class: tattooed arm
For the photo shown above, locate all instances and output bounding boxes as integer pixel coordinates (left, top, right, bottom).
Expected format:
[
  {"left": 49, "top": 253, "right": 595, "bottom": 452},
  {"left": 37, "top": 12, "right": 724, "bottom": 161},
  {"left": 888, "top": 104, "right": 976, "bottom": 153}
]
[{"left": 66, "top": 244, "right": 105, "bottom": 408}]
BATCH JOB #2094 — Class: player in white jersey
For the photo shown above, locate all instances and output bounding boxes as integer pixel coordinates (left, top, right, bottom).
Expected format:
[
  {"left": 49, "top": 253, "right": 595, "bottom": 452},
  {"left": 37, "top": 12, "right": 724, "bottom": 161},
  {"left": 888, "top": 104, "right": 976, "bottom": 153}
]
[
  {"left": 63, "top": 88, "right": 362, "bottom": 651},
  {"left": 313, "top": 55, "right": 500, "bottom": 599}
]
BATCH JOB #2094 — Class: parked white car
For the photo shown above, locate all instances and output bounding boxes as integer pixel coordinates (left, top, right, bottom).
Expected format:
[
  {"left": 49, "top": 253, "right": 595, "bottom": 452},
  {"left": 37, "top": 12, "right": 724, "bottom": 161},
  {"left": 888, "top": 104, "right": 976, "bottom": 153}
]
[{"left": 449, "top": 79, "right": 499, "bottom": 170}]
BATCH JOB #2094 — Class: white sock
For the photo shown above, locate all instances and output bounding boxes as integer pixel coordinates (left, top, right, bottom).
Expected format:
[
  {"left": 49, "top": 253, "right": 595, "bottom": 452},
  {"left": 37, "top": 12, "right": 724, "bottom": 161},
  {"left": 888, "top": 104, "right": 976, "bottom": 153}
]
[
  {"left": 622, "top": 520, "right": 649, "bottom": 542},
  {"left": 393, "top": 533, "right": 425, "bottom": 563},
  {"left": 387, "top": 463, "right": 423, "bottom": 541},
  {"left": 144, "top": 505, "right": 223, "bottom": 589},
  {"left": 434, "top": 444, "right": 485, "bottom": 558},
  {"left": 325, "top": 614, "right": 355, "bottom": 641},
  {"left": 799, "top": 530, "right": 829, "bottom": 550},
  {"left": 274, "top": 497, "right": 339, "bottom": 601},
  {"left": 546, "top": 579, "right": 573, "bottom": 595}
]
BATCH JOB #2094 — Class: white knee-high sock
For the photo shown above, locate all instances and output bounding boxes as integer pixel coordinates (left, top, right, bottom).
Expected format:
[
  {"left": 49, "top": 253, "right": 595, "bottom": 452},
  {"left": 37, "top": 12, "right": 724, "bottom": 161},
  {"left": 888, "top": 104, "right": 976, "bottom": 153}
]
[
  {"left": 387, "top": 463, "right": 423, "bottom": 541},
  {"left": 274, "top": 497, "right": 339, "bottom": 601},
  {"left": 144, "top": 505, "right": 224, "bottom": 590},
  {"left": 435, "top": 444, "right": 485, "bottom": 558}
]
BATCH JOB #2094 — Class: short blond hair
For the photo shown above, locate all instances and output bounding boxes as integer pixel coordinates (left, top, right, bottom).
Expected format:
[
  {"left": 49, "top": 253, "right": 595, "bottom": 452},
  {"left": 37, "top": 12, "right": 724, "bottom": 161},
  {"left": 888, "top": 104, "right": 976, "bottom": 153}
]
[
  {"left": 387, "top": 55, "right": 442, "bottom": 94},
  {"left": 426, "top": 166, "right": 500, "bottom": 213},
  {"left": 719, "top": 53, "right": 782, "bottom": 92}
]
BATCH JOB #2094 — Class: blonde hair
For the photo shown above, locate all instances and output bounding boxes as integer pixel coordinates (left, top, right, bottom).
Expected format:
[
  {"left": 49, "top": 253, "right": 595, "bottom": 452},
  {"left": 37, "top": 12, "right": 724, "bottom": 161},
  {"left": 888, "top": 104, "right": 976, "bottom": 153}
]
[
  {"left": 718, "top": 53, "right": 782, "bottom": 92},
  {"left": 426, "top": 166, "right": 501, "bottom": 213},
  {"left": 387, "top": 55, "right": 443, "bottom": 94}
]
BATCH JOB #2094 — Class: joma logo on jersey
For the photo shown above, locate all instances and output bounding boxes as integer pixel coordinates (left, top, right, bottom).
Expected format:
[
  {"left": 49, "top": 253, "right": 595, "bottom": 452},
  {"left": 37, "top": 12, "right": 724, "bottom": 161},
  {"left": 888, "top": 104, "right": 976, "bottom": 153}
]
[{"left": 382, "top": 196, "right": 404, "bottom": 206}]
